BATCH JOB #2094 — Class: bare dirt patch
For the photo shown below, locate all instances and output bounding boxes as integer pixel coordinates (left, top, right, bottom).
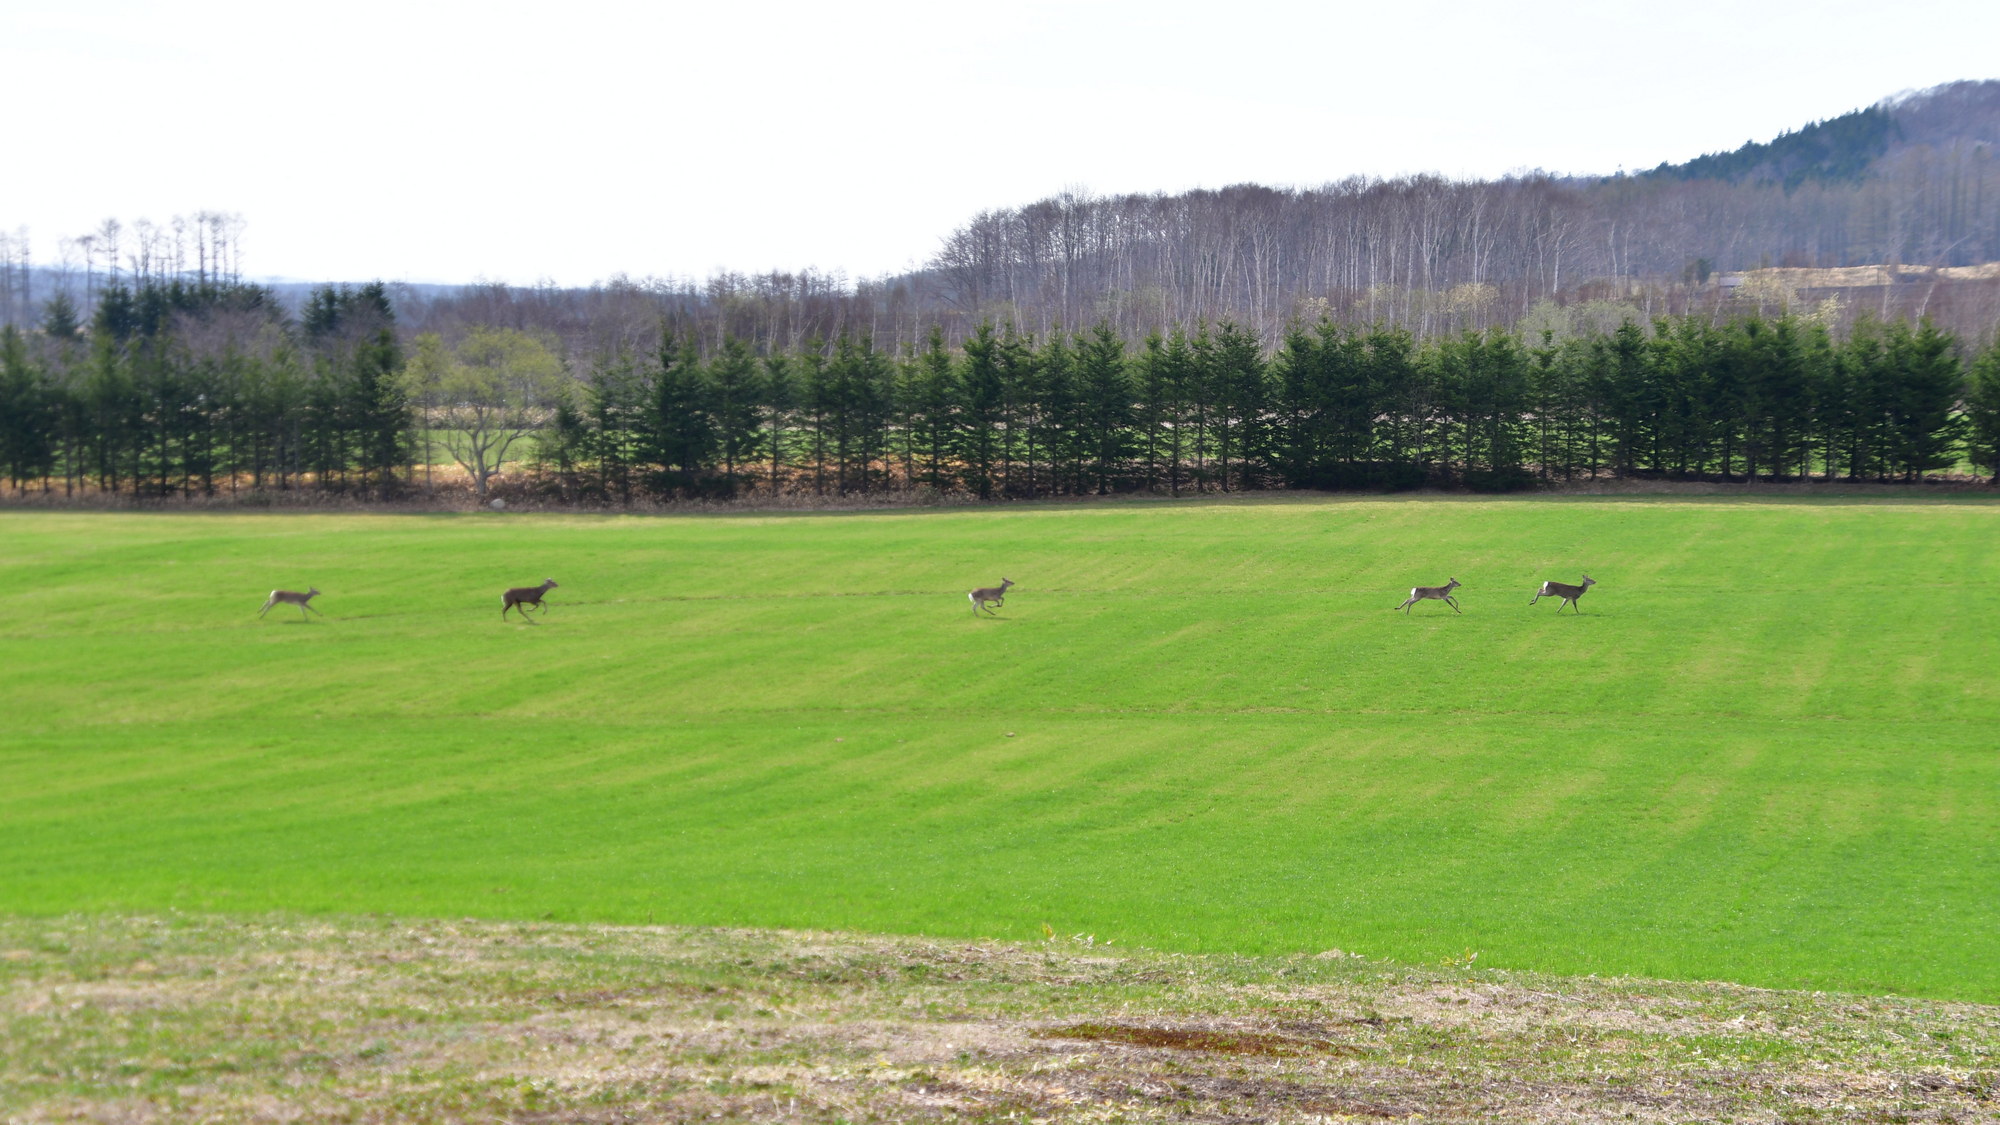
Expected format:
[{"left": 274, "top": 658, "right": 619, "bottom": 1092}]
[{"left": 2, "top": 914, "right": 1995, "bottom": 1123}]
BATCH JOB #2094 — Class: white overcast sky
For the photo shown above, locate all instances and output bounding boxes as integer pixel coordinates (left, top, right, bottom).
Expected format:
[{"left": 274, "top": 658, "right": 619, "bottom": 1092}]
[{"left": 4, "top": 0, "right": 1998, "bottom": 287}]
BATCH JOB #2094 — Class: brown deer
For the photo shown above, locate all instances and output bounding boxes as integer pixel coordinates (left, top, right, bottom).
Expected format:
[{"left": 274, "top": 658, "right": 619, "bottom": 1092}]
[
  {"left": 502, "top": 579, "right": 558, "bottom": 622},
  {"left": 1394, "top": 577, "right": 1461, "bottom": 614},
  {"left": 1530, "top": 574, "right": 1595, "bottom": 614},
  {"left": 969, "top": 577, "right": 1014, "bottom": 616},
  {"left": 258, "top": 587, "right": 322, "bottom": 620}
]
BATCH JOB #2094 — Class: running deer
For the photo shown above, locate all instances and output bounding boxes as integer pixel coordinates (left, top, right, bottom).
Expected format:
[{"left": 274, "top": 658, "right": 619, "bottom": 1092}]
[
  {"left": 1394, "top": 577, "right": 1461, "bottom": 614},
  {"left": 502, "top": 578, "right": 559, "bottom": 622},
  {"left": 258, "top": 586, "right": 322, "bottom": 620},
  {"left": 969, "top": 577, "right": 1014, "bottom": 616},
  {"left": 1530, "top": 574, "right": 1595, "bottom": 614}
]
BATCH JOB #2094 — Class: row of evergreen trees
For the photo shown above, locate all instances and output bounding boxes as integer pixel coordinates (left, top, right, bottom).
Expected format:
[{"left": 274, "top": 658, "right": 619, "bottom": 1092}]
[
  {"left": 4, "top": 279, "right": 2000, "bottom": 500},
  {"left": 536, "top": 314, "right": 2000, "bottom": 500},
  {"left": 0, "top": 282, "right": 407, "bottom": 497}
]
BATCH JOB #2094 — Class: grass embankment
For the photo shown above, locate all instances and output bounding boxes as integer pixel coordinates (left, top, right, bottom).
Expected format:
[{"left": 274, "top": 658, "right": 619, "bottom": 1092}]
[
  {"left": 1, "top": 497, "right": 1997, "bottom": 1001},
  {"left": 3, "top": 914, "right": 1994, "bottom": 1123}
]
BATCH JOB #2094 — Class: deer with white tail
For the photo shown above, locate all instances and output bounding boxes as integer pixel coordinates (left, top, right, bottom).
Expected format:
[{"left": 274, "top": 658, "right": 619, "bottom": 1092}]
[
  {"left": 969, "top": 578, "right": 1014, "bottom": 617},
  {"left": 502, "top": 579, "right": 559, "bottom": 622},
  {"left": 258, "top": 587, "right": 322, "bottom": 621},
  {"left": 1530, "top": 574, "right": 1595, "bottom": 614},
  {"left": 1394, "top": 577, "right": 1461, "bottom": 614}
]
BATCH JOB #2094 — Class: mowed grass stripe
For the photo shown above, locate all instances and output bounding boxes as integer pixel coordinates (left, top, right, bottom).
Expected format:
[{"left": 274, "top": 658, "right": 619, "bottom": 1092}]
[{"left": 1, "top": 497, "right": 1996, "bottom": 1002}]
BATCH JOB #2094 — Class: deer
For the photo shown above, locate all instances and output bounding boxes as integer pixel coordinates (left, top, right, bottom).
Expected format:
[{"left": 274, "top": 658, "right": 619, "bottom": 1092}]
[
  {"left": 969, "top": 577, "right": 1014, "bottom": 616},
  {"left": 1394, "top": 577, "right": 1461, "bottom": 614},
  {"left": 502, "top": 579, "right": 559, "bottom": 622},
  {"left": 1530, "top": 574, "right": 1596, "bottom": 614},
  {"left": 258, "top": 586, "right": 322, "bottom": 620}
]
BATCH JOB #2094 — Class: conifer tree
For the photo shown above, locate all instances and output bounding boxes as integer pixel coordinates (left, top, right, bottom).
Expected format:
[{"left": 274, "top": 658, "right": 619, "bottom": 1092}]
[
  {"left": 1268, "top": 322, "right": 1328, "bottom": 489},
  {"left": 0, "top": 327, "right": 55, "bottom": 490},
  {"left": 1075, "top": 322, "right": 1133, "bottom": 495},
  {"left": 1209, "top": 321, "right": 1266, "bottom": 491},
  {"left": 1882, "top": 318, "right": 1965, "bottom": 480},
  {"left": 708, "top": 335, "right": 764, "bottom": 493},
  {"left": 957, "top": 325, "right": 1003, "bottom": 499},
  {"left": 908, "top": 327, "right": 958, "bottom": 492},
  {"left": 645, "top": 329, "right": 715, "bottom": 495},
  {"left": 760, "top": 351, "right": 796, "bottom": 494},
  {"left": 1967, "top": 338, "right": 2000, "bottom": 482},
  {"left": 585, "top": 355, "right": 644, "bottom": 504}
]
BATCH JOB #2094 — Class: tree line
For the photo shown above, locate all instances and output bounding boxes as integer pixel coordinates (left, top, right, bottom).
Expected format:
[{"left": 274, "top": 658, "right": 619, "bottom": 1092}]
[
  {"left": 5, "top": 277, "right": 2000, "bottom": 502},
  {"left": 0, "top": 280, "right": 407, "bottom": 498}
]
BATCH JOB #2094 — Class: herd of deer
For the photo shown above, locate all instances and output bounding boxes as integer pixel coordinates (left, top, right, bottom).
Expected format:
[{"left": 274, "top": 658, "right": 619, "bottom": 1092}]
[
  {"left": 256, "top": 572, "right": 1594, "bottom": 623},
  {"left": 1396, "top": 574, "right": 1597, "bottom": 614},
  {"left": 256, "top": 579, "right": 562, "bottom": 623}
]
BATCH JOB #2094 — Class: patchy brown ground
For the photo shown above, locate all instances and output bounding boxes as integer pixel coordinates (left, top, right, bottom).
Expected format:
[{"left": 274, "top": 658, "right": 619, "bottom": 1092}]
[{"left": 2, "top": 915, "right": 1995, "bottom": 1123}]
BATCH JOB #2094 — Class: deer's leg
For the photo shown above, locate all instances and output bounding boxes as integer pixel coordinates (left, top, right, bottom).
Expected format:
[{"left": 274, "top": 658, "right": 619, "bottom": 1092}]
[
  {"left": 258, "top": 601, "right": 273, "bottom": 617},
  {"left": 1446, "top": 596, "right": 1461, "bottom": 612},
  {"left": 305, "top": 602, "right": 322, "bottom": 616}
]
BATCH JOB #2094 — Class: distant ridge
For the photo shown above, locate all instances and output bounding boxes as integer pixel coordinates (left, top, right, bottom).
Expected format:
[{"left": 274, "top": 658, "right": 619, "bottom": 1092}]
[
  {"left": 1640, "top": 79, "right": 2000, "bottom": 190},
  {"left": 1641, "top": 105, "right": 1899, "bottom": 189}
]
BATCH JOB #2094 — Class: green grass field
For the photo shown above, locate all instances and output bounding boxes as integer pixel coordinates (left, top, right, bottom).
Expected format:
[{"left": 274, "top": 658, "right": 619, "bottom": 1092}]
[{"left": 3, "top": 496, "right": 1996, "bottom": 1002}]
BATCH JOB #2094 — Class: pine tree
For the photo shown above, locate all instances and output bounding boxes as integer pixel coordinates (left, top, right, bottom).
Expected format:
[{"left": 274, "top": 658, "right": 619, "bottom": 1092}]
[
  {"left": 994, "top": 327, "right": 1037, "bottom": 497},
  {"left": 1268, "top": 322, "right": 1327, "bottom": 489},
  {"left": 1037, "top": 331, "right": 1082, "bottom": 495},
  {"left": 1075, "top": 323, "right": 1133, "bottom": 495},
  {"left": 348, "top": 328, "right": 410, "bottom": 495},
  {"left": 0, "top": 326, "right": 55, "bottom": 491},
  {"left": 534, "top": 386, "right": 591, "bottom": 500},
  {"left": 645, "top": 330, "right": 715, "bottom": 496},
  {"left": 585, "top": 355, "right": 644, "bottom": 504},
  {"left": 760, "top": 351, "right": 796, "bottom": 495},
  {"left": 1209, "top": 322, "right": 1266, "bottom": 491},
  {"left": 1882, "top": 318, "right": 1965, "bottom": 480},
  {"left": 1837, "top": 320, "right": 1893, "bottom": 479},
  {"left": 957, "top": 325, "right": 1003, "bottom": 499},
  {"left": 908, "top": 327, "right": 958, "bottom": 492},
  {"left": 1738, "top": 316, "right": 1811, "bottom": 480},
  {"left": 1967, "top": 339, "right": 2000, "bottom": 482},
  {"left": 709, "top": 335, "right": 764, "bottom": 494},
  {"left": 797, "top": 344, "right": 834, "bottom": 496},
  {"left": 41, "top": 292, "right": 81, "bottom": 340}
]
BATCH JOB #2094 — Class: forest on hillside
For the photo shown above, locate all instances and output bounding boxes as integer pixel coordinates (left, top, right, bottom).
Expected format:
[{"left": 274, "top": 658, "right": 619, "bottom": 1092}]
[{"left": 5, "top": 84, "right": 2000, "bottom": 359}]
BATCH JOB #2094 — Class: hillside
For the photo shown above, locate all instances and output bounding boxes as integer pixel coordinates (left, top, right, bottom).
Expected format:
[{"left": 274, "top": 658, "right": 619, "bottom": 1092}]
[
  {"left": 1642, "top": 104, "right": 1901, "bottom": 188},
  {"left": 7, "top": 83, "right": 2000, "bottom": 351},
  {"left": 1645, "top": 81, "right": 2000, "bottom": 190}
]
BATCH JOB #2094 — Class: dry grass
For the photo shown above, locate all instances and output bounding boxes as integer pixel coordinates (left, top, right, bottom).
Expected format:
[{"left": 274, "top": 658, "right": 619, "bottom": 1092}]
[
  {"left": 1730, "top": 262, "right": 2000, "bottom": 288},
  {"left": 2, "top": 915, "right": 1994, "bottom": 1123}
]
